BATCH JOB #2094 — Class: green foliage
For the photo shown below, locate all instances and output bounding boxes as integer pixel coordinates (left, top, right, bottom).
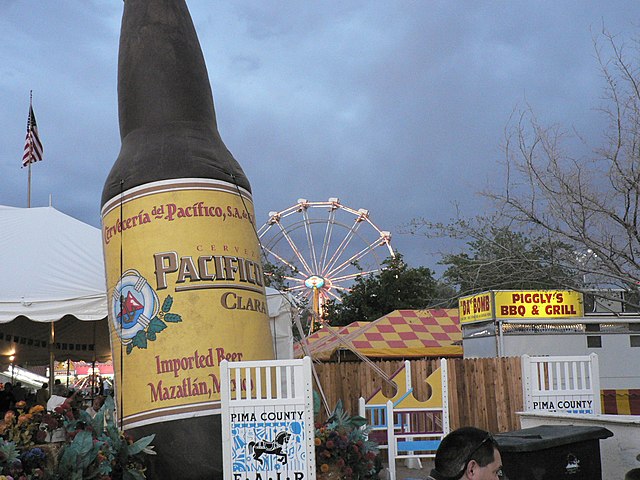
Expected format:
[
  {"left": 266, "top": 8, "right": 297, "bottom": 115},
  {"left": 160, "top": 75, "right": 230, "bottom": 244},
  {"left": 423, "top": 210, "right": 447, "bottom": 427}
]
[
  {"left": 161, "top": 296, "right": 173, "bottom": 312},
  {"left": 0, "top": 439, "right": 19, "bottom": 465},
  {"left": 325, "top": 400, "right": 367, "bottom": 430},
  {"left": 58, "top": 430, "right": 99, "bottom": 480},
  {"left": 128, "top": 296, "right": 181, "bottom": 354},
  {"left": 440, "top": 226, "right": 577, "bottom": 296},
  {"left": 0, "top": 394, "right": 155, "bottom": 479},
  {"left": 324, "top": 253, "right": 444, "bottom": 326},
  {"left": 263, "top": 261, "right": 298, "bottom": 290},
  {"left": 18, "top": 395, "right": 156, "bottom": 480}
]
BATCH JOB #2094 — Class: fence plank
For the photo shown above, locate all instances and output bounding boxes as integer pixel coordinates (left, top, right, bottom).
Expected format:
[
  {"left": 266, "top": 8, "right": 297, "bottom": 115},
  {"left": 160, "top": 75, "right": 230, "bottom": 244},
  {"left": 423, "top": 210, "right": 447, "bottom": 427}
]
[
  {"left": 495, "top": 358, "right": 509, "bottom": 432},
  {"left": 313, "top": 357, "right": 522, "bottom": 433}
]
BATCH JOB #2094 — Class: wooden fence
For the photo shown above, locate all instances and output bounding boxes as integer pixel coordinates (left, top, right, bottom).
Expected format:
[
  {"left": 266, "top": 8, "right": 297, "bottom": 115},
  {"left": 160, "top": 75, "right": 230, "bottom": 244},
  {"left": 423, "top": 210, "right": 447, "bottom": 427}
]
[{"left": 313, "top": 356, "right": 523, "bottom": 433}]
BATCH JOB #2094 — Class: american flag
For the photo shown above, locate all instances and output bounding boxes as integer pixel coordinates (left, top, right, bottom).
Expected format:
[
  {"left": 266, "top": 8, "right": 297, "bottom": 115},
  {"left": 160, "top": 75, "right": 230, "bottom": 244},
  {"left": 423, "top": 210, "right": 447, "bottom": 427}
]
[{"left": 22, "top": 105, "right": 43, "bottom": 167}]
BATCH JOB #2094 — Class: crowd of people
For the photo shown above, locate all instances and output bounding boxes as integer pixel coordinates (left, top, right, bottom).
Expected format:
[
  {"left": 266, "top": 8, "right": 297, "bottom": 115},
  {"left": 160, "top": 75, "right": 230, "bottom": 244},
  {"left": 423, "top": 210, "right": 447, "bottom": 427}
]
[{"left": 0, "top": 378, "right": 110, "bottom": 423}]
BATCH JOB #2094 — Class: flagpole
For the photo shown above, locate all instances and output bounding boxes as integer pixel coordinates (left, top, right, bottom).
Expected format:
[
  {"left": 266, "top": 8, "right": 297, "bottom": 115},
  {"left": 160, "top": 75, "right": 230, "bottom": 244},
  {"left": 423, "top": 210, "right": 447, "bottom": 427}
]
[
  {"left": 27, "top": 91, "right": 33, "bottom": 208},
  {"left": 27, "top": 163, "right": 32, "bottom": 208}
]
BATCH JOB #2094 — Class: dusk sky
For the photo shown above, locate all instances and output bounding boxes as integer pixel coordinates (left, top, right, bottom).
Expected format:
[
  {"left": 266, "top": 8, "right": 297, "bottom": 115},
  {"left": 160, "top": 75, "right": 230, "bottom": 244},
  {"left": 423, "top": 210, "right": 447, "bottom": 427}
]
[{"left": 1, "top": 1, "right": 638, "bottom": 274}]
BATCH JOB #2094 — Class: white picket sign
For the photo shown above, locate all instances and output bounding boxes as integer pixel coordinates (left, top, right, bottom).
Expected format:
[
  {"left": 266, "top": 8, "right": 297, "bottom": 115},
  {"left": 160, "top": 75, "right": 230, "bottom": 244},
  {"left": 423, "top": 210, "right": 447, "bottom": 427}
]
[
  {"left": 221, "top": 357, "right": 316, "bottom": 480},
  {"left": 522, "top": 353, "right": 601, "bottom": 414}
]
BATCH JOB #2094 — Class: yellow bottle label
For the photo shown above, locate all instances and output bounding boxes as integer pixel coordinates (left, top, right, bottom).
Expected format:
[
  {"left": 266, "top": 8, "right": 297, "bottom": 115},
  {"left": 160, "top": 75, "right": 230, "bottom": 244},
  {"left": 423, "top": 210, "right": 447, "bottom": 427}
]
[{"left": 101, "top": 178, "right": 274, "bottom": 429}]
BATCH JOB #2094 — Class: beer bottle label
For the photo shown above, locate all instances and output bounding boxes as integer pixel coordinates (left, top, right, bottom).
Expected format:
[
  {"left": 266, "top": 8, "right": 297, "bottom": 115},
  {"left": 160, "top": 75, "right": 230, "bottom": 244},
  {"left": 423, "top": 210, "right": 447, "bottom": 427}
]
[{"left": 101, "top": 178, "right": 273, "bottom": 429}]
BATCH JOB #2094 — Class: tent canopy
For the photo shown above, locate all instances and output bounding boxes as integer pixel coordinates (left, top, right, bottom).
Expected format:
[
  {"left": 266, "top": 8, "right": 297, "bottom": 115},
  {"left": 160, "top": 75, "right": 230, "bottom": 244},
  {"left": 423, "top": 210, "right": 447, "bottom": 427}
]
[
  {"left": 0, "top": 206, "right": 109, "bottom": 365},
  {"left": 0, "top": 206, "right": 295, "bottom": 366},
  {"left": 266, "top": 287, "right": 295, "bottom": 360},
  {"left": 295, "top": 309, "right": 462, "bottom": 360}
]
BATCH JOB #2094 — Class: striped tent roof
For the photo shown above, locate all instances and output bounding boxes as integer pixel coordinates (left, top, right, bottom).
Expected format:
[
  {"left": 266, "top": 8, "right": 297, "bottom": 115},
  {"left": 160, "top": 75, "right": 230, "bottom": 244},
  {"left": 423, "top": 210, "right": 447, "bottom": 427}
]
[{"left": 294, "top": 309, "right": 462, "bottom": 360}]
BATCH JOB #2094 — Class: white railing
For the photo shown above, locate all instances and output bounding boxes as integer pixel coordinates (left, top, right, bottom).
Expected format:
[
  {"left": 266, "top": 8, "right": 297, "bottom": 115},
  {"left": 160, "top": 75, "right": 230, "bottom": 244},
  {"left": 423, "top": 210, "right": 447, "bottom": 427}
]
[{"left": 522, "top": 353, "right": 601, "bottom": 414}]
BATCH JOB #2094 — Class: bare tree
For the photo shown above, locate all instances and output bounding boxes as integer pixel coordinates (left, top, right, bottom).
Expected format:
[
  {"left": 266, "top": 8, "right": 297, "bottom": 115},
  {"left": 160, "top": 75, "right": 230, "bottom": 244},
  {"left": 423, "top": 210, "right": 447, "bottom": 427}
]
[
  {"left": 407, "top": 30, "right": 640, "bottom": 310},
  {"left": 487, "top": 29, "right": 640, "bottom": 305}
]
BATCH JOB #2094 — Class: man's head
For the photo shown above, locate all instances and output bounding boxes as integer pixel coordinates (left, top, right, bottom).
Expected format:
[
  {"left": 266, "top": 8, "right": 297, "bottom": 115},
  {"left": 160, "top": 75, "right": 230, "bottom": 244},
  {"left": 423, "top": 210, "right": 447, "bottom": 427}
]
[{"left": 431, "top": 427, "right": 502, "bottom": 480}]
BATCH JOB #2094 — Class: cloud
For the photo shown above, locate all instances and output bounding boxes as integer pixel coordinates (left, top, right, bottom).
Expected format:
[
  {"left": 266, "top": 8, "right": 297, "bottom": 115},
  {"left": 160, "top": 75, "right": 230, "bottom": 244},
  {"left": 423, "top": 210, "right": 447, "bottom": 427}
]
[{"left": 0, "top": 0, "right": 637, "bottom": 271}]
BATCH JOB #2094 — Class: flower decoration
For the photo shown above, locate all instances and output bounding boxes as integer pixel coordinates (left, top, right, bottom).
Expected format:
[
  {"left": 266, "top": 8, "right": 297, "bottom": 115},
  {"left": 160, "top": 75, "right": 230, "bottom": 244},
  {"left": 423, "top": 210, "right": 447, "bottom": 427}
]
[
  {"left": 0, "top": 395, "right": 154, "bottom": 480},
  {"left": 0, "top": 403, "right": 48, "bottom": 448},
  {"left": 314, "top": 399, "right": 380, "bottom": 480}
]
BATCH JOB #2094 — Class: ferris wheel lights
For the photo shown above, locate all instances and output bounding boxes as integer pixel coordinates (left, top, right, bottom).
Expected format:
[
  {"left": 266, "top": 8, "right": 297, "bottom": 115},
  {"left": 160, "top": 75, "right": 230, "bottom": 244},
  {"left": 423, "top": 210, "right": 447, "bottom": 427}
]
[
  {"left": 356, "top": 209, "right": 369, "bottom": 222},
  {"left": 267, "top": 212, "right": 281, "bottom": 224},
  {"left": 296, "top": 199, "right": 309, "bottom": 212},
  {"left": 304, "top": 275, "right": 326, "bottom": 289},
  {"left": 380, "top": 231, "right": 392, "bottom": 242}
]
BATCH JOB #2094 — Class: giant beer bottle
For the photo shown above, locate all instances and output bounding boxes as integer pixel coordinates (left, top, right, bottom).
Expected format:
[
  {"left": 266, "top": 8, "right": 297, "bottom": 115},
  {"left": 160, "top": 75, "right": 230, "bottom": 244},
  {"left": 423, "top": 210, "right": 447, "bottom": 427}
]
[{"left": 101, "top": 1, "right": 274, "bottom": 478}]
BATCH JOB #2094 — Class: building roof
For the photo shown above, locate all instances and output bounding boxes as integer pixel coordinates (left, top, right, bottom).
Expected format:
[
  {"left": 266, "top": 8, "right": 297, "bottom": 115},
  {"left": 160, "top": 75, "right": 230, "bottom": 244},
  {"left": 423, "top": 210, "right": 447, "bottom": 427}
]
[{"left": 295, "top": 309, "right": 462, "bottom": 360}]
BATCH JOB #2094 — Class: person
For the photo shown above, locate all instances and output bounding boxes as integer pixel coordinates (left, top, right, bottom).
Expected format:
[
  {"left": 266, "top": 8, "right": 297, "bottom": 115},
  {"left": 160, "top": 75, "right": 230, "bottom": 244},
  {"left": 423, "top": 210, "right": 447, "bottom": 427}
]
[
  {"left": 12, "top": 381, "right": 26, "bottom": 403},
  {"left": 35, "top": 382, "right": 50, "bottom": 407},
  {"left": 85, "top": 395, "right": 105, "bottom": 418},
  {"left": 427, "top": 427, "right": 503, "bottom": 480},
  {"left": 0, "top": 383, "right": 16, "bottom": 417},
  {"left": 46, "top": 384, "right": 69, "bottom": 412},
  {"left": 52, "top": 379, "right": 67, "bottom": 397}
]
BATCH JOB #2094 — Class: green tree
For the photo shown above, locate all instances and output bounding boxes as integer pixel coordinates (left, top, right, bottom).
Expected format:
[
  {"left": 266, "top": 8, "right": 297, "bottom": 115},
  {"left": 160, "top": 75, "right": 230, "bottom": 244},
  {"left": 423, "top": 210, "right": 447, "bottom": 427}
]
[
  {"left": 262, "top": 260, "right": 297, "bottom": 290},
  {"left": 323, "top": 253, "right": 448, "bottom": 327},
  {"left": 439, "top": 225, "right": 577, "bottom": 296}
]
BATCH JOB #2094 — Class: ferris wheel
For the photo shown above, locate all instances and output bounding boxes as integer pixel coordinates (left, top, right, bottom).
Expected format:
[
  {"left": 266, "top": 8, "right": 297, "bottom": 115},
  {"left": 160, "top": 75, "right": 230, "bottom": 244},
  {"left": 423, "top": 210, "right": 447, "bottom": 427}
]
[{"left": 258, "top": 198, "right": 394, "bottom": 322}]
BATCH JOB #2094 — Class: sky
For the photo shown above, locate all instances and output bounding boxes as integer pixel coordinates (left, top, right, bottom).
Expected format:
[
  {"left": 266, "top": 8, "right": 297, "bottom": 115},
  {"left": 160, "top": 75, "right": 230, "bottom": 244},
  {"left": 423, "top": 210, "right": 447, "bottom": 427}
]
[{"left": 1, "top": 1, "right": 638, "bottom": 275}]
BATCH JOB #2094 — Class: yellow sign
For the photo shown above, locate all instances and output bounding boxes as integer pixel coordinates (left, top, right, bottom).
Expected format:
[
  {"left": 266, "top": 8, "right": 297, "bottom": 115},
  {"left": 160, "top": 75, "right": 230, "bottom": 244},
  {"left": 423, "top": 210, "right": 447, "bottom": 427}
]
[
  {"left": 494, "top": 290, "right": 583, "bottom": 318},
  {"left": 460, "top": 290, "right": 584, "bottom": 323},
  {"left": 459, "top": 292, "right": 494, "bottom": 324},
  {"left": 102, "top": 179, "right": 274, "bottom": 429}
]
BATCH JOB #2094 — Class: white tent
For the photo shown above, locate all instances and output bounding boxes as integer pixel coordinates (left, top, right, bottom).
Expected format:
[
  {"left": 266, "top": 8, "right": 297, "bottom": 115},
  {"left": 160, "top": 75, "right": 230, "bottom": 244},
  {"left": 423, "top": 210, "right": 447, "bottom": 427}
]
[
  {"left": 0, "top": 205, "right": 110, "bottom": 365},
  {"left": 0, "top": 205, "right": 293, "bottom": 366},
  {"left": 266, "top": 287, "right": 295, "bottom": 360}
]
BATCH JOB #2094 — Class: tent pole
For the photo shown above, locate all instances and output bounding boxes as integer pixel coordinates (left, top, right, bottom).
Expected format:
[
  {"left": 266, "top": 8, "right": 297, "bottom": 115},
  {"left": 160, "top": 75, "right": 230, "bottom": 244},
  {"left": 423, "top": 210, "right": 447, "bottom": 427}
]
[
  {"left": 49, "top": 322, "right": 55, "bottom": 394},
  {"left": 91, "top": 321, "right": 97, "bottom": 399}
]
